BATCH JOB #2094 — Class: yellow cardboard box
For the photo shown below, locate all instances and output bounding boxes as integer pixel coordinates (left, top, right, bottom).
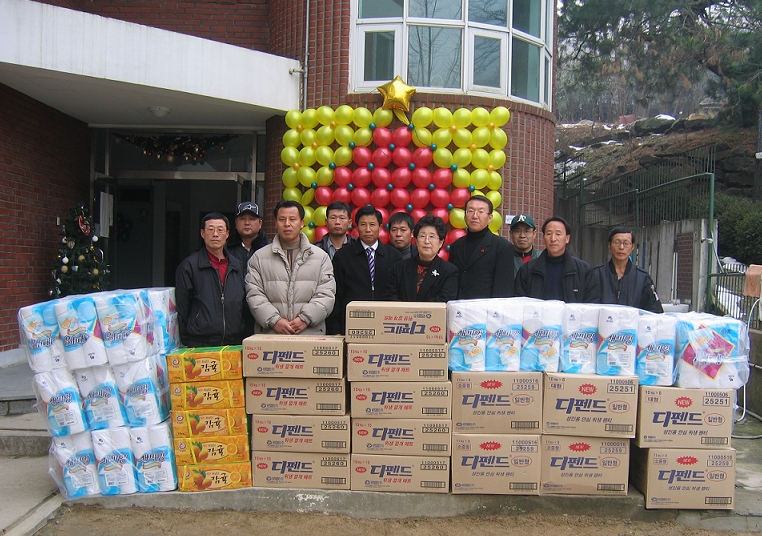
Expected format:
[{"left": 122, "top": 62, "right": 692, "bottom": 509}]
[
  {"left": 176, "top": 462, "right": 252, "bottom": 492},
  {"left": 174, "top": 435, "right": 250, "bottom": 465},
  {"left": 170, "top": 408, "right": 248, "bottom": 438},
  {"left": 166, "top": 346, "right": 243, "bottom": 383},
  {"left": 170, "top": 380, "right": 245, "bottom": 410}
]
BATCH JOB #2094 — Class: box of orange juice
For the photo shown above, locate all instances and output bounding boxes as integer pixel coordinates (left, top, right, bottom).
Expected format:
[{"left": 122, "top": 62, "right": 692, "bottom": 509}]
[
  {"left": 171, "top": 408, "right": 248, "bottom": 438},
  {"left": 177, "top": 461, "right": 252, "bottom": 492},
  {"left": 166, "top": 346, "right": 242, "bottom": 383},
  {"left": 174, "top": 434, "right": 250, "bottom": 465},
  {"left": 170, "top": 380, "right": 244, "bottom": 410}
]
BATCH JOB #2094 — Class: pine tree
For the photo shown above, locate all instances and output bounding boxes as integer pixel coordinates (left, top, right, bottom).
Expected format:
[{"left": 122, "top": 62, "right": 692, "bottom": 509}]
[{"left": 51, "top": 203, "right": 109, "bottom": 298}]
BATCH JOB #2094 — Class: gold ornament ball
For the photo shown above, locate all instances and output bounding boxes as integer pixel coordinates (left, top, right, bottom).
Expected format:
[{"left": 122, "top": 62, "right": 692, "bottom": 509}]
[
  {"left": 92, "top": 269, "right": 99, "bottom": 276},
  {"left": 61, "top": 265, "right": 69, "bottom": 273},
  {"left": 78, "top": 255, "right": 85, "bottom": 262}
]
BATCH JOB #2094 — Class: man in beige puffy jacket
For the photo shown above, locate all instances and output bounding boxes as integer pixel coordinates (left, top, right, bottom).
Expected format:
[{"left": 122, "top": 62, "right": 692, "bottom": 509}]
[{"left": 245, "top": 200, "right": 336, "bottom": 335}]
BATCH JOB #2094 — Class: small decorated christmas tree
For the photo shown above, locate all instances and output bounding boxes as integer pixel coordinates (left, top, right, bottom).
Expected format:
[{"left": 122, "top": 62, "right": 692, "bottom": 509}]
[{"left": 51, "top": 203, "right": 109, "bottom": 298}]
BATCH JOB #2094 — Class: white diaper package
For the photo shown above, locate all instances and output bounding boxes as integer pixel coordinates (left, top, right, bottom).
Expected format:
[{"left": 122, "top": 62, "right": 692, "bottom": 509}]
[
  {"left": 91, "top": 427, "right": 137, "bottom": 495},
  {"left": 17, "top": 300, "right": 66, "bottom": 373},
  {"left": 33, "top": 369, "right": 88, "bottom": 437},
  {"left": 54, "top": 295, "right": 108, "bottom": 370},
  {"left": 596, "top": 305, "right": 639, "bottom": 376},
  {"left": 75, "top": 366, "right": 128, "bottom": 430},
  {"left": 520, "top": 300, "right": 564, "bottom": 372},
  {"left": 636, "top": 313, "right": 678, "bottom": 386},
  {"left": 560, "top": 303, "right": 599, "bottom": 374},
  {"left": 49, "top": 432, "right": 101, "bottom": 498}
]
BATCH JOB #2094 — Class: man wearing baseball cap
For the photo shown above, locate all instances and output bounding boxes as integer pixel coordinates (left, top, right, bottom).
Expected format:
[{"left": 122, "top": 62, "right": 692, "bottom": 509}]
[
  {"left": 509, "top": 214, "right": 541, "bottom": 276},
  {"left": 228, "top": 201, "right": 268, "bottom": 266}
]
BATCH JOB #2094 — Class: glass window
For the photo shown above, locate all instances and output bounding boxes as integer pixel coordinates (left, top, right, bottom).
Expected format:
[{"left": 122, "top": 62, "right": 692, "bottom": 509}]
[
  {"left": 513, "top": 0, "right": 541, "bottom": 37},
  {"left": 473, "top": 36, "right": 501, "bottom": 88},
  {"left": 408, "top": 26, "right": 462, "bottom": 88},
  {"left": 469, "top": 0, "right": 507, "bottom": 27},
  {"left": 364, "top": 31, "right": 396, "bottom": 81},
  {"left": 409, "top": 0, "right": 462, "bottom": 20},
  {"left": 544, "top": 55, "right": 551, "bottom": 104},
  {"left": 511, "top": 38, "right": 540, "bottom": 102},
  {"left": 359, "top": 0, "right": 402, "bottom": 19}
]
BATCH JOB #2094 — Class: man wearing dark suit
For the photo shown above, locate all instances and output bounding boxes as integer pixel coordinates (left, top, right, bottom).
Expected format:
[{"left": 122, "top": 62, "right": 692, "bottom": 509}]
[
  {"left": 448, "top": 195, "right": 515, "bottom": 299},
  {"left": 328, "top": 205, "right": 403, "bottom": 334}
]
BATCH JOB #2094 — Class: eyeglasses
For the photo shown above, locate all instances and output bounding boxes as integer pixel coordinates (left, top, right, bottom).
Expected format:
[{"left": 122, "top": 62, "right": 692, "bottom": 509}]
[
  {"left": 204, "top": 226, "right": 227, "bottom": 235},
  {"left": 611, "top": 240, "right": 633, "bottom": 247},
  {"left": 465, "top": 209, "right": 489, "bottom": 217},
  {"left": 417, "top": 234, "right": 441, "bottom": 243}
]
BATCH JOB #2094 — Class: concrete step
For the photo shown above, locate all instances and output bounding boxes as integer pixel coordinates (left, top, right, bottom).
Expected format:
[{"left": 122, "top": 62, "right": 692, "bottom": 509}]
[
  {"left": 0, "top": 412, "right": 50, "bottom": 457},
  {"left": 0, "top": 361, "right": 37, "bottom": 416}
]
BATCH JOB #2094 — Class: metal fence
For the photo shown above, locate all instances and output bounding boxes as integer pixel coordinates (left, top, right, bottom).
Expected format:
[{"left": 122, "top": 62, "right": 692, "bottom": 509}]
[{"left": 707, "top": 262, "right": 762, "bottom": 330}]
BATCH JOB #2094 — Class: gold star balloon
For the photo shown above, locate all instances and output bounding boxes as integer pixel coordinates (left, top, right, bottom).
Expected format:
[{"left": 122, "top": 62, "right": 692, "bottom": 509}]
[{"left": 377, "top": 76, "right": 416, "bottom": 124}]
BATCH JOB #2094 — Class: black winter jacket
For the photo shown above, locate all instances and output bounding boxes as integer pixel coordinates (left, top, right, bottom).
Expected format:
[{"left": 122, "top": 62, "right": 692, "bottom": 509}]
[
  {"left": 448, "top": 229, "right": 515, "bottom": 299},
  {"left": 595, "top": 259, "right": 663, "bottom": 313},
  {"left": 515, "top": 250, "right": 600, "bottom": 304}
]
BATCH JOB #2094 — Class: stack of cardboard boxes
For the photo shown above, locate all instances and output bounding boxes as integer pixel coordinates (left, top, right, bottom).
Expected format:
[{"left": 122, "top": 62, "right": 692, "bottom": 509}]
[
  {"left": 244, "top": 335, "right": 351, "bottom": 490},
  {"left": 345, "top": 302, "right": 452, "bottom": 493},
  {"left": 166, "top": 346, "right": 252, "bottom": 491}
]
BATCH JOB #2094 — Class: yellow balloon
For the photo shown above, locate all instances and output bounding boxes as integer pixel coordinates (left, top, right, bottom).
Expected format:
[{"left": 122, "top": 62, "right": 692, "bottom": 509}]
[
  {"left": 316, "top": 125, "right": 335, "bottom": 146},
  {"left": 472, "top": 107, "right": 490, "bottom": 127},
  {"left": 298, "top": 147, "right": 316, "bottom": 167},
  {"left": 373, "top": 108, "right": 393, "bottom": 127},
  {"left": 282, "top": 167, "right": 299, "bottom": 187},
  {"left": 297, "top": 166, "right": 316, "bottom": 187},
  {"left": 353, "top": 107, "right": 373, "bottom": 128},
  {"left": 412, "top": 128, "right": 432, "bottom": 147},
  {"left": 281, "top": 146, "right": 299, "bottom": 166},
  {"left": 334, "top": 146, "right": 353, "bottom": 166},
  {"left": 283, "top": 129, "right": 301, "bottom": 148},
  {"left": 489, "top": 128, "right": 508, "bottom": 150},
  {"left": 313, "top": 205, "right": 327, "bottom": 227},
  {"left": 412, "top": 107, "right": 433, "bottom": 128},
  {"left": 489, "top": 149, "right": 507, "bottom": 169},
  {"left": 315, "top": 146, "right": 334, "bottom": 167},
  {"left": 450, "top": 208, "right": 467, "bottom": 229},
  {"left": 353, "top": 127, "right": 373, "bottom": 146},
  {"left": 487, "top": 170, "right": 503, "bottom": 191},
  {"left": 302, "top": 190, "right": 315, "bottom": 207},
  {"left": 316, "top": 106, "right": 335, "bottom": 126},
  {"left": 452, "top": 168, "right": 471, "bottom": 188},
  {"left": 432, "top": 128, "right": 453, "bottom": 148},
  {"left": 285, "top": 110, "right": 302, "bottom": 129},
  {"left": 470, "top": 169, "right": 489, "bottom": 189},
  {"left": 472, "top": 148, "right": 491, "bottom": 169},
  {"left": 453, "top": 108, "right": 472, "bottom": 128},
  {"left": 302, "top": 226, "right": 315, "bottom": 242},
  {"left": 335, "top": 105, "right": 354, "bottom": 125},
  {"left": 471, "top": 189, "right": 485, "bottom": 198},
  {"left": 433, "top": 147, "right": 453, "bottom": 168},
  {"left": 335, "top": 125, "right": 354, "bottom": 146},
  {"left": 472, "top": 127, "right": 491, "bottom": 147},
  {"left": 490, "top": 106, "right": 511, "bottom": 127},
  {"left": 486, "top": 190, "right": 502, "bottom": 208},
  {"left": 283, "top": 187, "right": 302, "bottom": 202},
  {"left": 433, "top": 107, "right": 453, "bottom": 128},
  {"left": 453, "top": 147, "right": 473, "bottom": 168},
  {"left": 316, "top": 165, "right": 334, "bottom": 186},
  {"left": 489, "top": 211, "right": 502, "bottom": 232},
  {"left": 453, "top": 128, "right": 473, "bottom": 149},
  {"left": 301, "top": 109, "right": 318, "bottom": 129},
  {"left": 300, "top": 128, "right": 317, "bottom": 147}
]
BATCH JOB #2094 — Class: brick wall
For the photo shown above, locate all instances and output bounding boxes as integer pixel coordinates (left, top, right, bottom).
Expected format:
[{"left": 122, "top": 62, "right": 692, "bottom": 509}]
[{"left": 0, "top": 84, "right": 90, "bottom": 351}]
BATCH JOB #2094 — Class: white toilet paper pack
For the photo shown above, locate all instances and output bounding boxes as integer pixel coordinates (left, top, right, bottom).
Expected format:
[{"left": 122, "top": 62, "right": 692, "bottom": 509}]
[
  {"left": 596, "top": 305, "right": 639, "bottom": 376},
  {"left": 33, "top": 369, "right": 88, "bottom": 437},
  {"left": 521, "top": 300, "right": 564, "bottom": 372},
  {"left": 448, "top": 300, "right": 489, "bottom": 371},
  {"left": 17, "top": 301, "right": 66, "bottom": 373},
  {"left": 560, "top": 304, "right": 599, "bottom": 374},
  {"left": 129, "top": 421, "right": 177, "bottom": 492},
  {"left": 75, "top": 366, "right": 128, "bottom": 430},
  {"left": 91, "top": 427, "right": 137, "bottom": 495},
  {"left": 485, "top": 298, "right": 535, "bottom": 372},
  {"left": 94, "top": 290, "right": 156, "bottom": 366},
  {"left": 636, "top": 313, "right": 678, "bottom": 386},
  {"left": 54, "top": 296, "right": 108, "bottom": 370},
  {"left": 50, "top": 432, "right": 101, "bottom": 498},
  {"left": 113, "top": 355, "right": 169, "bottom": 427},
  {"left": 143, "top": 287, "right": 179, "bottom": 355}
]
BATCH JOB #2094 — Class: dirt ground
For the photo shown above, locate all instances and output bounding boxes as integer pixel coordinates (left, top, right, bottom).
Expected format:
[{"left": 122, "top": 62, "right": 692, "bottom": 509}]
[{"left": 35, "top": 505, "right": 759, "bottom": 536}]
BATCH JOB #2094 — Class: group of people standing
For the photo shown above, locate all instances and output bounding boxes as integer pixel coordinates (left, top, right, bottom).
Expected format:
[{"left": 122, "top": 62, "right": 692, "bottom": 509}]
[{"left": 175, "top": 196, "right": 662, "bottom": 349}]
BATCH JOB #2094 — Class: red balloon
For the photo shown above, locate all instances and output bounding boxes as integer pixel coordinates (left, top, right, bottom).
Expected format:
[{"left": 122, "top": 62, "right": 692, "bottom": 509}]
[
  {"left": 370, "top": 187, "right": 391, "bottom": 208},
  {"left": 430, "top": 188, "right": 451, "bottom": 208},
  {"left": 431, "top": 206, "right": 450, "bottom": 224},
  {"left": 371, "top": 167, "right": 392, "bottom": 189},
  {"left": 391, "top": 207, "right": 408, "bottom": 216},
  {"left": 352, "top": 167, "right": 372, "bottom": 188},
  {"left": 393, "top": 127, "right": 412, "bottom": 147},
  {"left": 433, "top": 168, "right": 453, "bottom": 188},
  {"left": 353, "top": 146, "right": 372, "bottom": 167},
  {"left": 378, "top": 227, "right": 390, "bottom": 244},
  {"left": 333, "top": 166, "right": 352, "bottom": 187},
  {"left": 314, "top": 186, "right": 333, "bottom": 206},
  {"left": 332, "top": 186, "right": 351, "bottom": 204},
  {"left": 377, "top": 206, "right": 390, "bottom": 225},
  {"left": 372, "top": 147, "right": 393, "bottom": 168},
  {"left": 410, "top": 208, "right": 427, "bottom": 223},
  {"left": 446, "top": 228, "right": 467, "bottom": 245},
  {"left": 410, "top": 188, "right": 430, "bottom": 209},
  {"left": 437, "top": 248, "right": 449, "bottom": 261},
  {"left": 450, "top": 188, "right": 471, "bottom": 208},
  {"left": 391, "top": 167, "right": 412, "bottom": 188},
  {"left": 351, "top": 187, "right": 371, "bottom": 207},
  {"left": 390, "top": 188, "right": 411, "bottom": 208},
  {"left": 412, "top": 147, "right": 433, "bottom": 167},
  {"left": 412, "top": 168, "right": 433, "bottom": 189},
  {"left": 373, "top": 127, "right": 392, "bottom": 147},
  {"left": 392, "top": 146, "right": 413, "bottom": 168},
  {"left": 313, "top": 226, "right": 329, "bottom": 242}
]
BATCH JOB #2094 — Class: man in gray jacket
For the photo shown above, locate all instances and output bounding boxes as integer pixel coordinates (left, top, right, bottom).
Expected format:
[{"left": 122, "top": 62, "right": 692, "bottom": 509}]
[{"left": 246, "top": 200, "right": 336, "bottom": 335}]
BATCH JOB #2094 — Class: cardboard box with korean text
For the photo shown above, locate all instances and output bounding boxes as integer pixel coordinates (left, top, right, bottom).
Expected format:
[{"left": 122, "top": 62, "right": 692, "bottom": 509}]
[
  {"left": 451, "top": 372, "right": 543, "bottom": 434},
  {"left": 635, "top": 386, "right": 734, "bottom": 449},
  {"left": 245, "top": 378, "right": 346, "bottom": 416},
  {"left": 170, "top": 408, "right": 248, "bottom": 438},
  {"left": 350, "top": 454, "right": 449, "bottom": 493},
  {"left": 242, "top": 335, "right": 344, "bottom": 378},
  {"left": 451, "top": 434, "right": 541, "bottom": 495},
  {"left": 543, "top": 373, "right": 638, "bottom": 438},
  {"left": 252, "top": 451, "right": 350, "bottom": 490},
  {"left": 251, "top": 414, "right": 350, "bottom": 453},
  {"left": 170, "top": 379, "right": 245, "bottom": 410},
  {"left": 176, "top": 461, "right": 252, "bottom": 492},
  {"left": 347, "top": 344, "right": 448, "bottom": 382},
  {"left": 166, "top": 346, "right": 242, "bottom": 383},
  {"left": 630, "top": 445, "right": 735, "bottom": 509},
  {"left": 345, "top": 302, "right": 447, "bottom": 344},
  {"left": 350, "top": 381, "right": 451, "bottom": 419},
  {"left": 540, "top": 435, "right": 629, "bottom": 495},
  {"left": 351, "top": 418, "right": 451, "bottom": 456},
  {"left": 174, "top": 435, "right": 250, "bottom": 465}
]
